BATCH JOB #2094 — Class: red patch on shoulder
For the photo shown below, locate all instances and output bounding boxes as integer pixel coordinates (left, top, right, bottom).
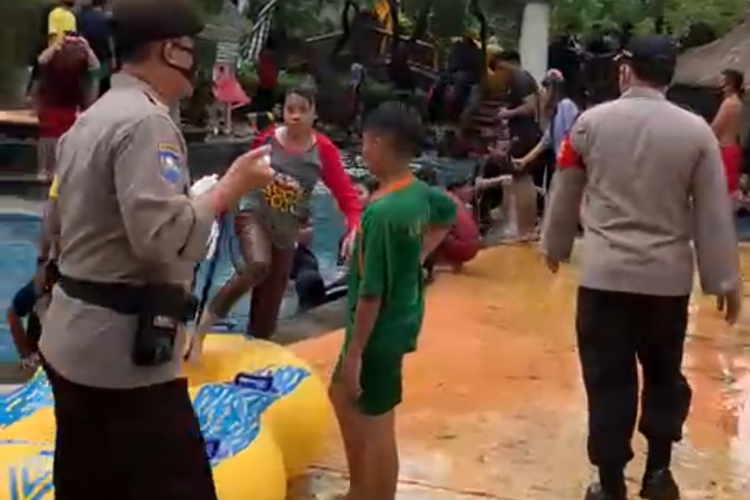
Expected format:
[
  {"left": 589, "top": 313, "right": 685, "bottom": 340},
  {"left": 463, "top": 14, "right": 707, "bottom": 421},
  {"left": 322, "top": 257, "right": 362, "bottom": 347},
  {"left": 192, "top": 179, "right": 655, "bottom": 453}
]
[{"left": 556, "top": 134, "right": 582, "bottom": 170}]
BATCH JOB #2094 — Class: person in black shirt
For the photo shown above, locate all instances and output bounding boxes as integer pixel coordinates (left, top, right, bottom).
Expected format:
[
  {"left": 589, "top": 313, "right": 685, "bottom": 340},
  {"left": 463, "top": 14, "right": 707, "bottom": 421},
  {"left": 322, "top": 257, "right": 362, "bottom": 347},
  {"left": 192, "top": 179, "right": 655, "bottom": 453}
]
[
  {"left": 77, "top": 0, "right": 114, "bottom": 96},
  {"left": 496, "top": 51, "right": 542, "bottom": 156},
  {"left": 6, "top": 261, "right": 60, "bottom": 370},
  {"left": 291, "top": 219, "right": 327, "bottom": 311},
  {"left": 496, "top": 51, "right": 542, "bottom": 240}
]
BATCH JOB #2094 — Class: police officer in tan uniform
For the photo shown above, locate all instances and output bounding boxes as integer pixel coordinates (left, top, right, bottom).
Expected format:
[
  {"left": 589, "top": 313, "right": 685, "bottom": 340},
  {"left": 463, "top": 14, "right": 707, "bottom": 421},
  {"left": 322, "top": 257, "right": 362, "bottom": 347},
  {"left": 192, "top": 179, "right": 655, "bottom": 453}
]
[
  {"left": 40, "top": 0, "right": 273, "bottom": 498},
  {"left": 542, "top": 35, "right": 741, "bottom": 500}
]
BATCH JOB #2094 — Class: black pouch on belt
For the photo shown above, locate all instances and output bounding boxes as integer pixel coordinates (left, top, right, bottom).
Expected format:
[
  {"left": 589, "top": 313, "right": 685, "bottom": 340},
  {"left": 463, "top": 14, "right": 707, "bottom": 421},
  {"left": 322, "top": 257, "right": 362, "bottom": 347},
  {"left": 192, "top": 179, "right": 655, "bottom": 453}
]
[
  {"left": 58, "top": 276, "right": 198, "bottom": 367},
  {"left": 132, "top": 284, "right": 198, "bottom": 367}
]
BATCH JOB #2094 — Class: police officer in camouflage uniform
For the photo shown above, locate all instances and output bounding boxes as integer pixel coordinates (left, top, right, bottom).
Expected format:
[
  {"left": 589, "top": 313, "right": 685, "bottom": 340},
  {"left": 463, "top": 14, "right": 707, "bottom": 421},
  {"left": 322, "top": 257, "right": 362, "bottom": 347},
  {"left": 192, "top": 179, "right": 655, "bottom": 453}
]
[{"left": 40, "top": 0, "right": 273, "bottom": 498}]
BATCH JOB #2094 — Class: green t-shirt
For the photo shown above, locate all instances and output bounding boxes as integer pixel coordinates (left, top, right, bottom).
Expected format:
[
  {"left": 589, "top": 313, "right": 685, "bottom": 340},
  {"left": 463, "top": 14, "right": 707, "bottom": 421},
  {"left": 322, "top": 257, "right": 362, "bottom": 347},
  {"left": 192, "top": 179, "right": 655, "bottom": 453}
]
[{"left": 346, "top": 179, "right": 457, "bottom": 355}]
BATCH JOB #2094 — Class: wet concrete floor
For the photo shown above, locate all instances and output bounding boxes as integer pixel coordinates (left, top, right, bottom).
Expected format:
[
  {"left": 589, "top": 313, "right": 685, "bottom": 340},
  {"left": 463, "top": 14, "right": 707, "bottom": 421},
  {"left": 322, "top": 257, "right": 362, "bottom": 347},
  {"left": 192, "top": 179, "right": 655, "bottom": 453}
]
[{"left": 292, "top": 244, "right": 750, "bottom": 500}]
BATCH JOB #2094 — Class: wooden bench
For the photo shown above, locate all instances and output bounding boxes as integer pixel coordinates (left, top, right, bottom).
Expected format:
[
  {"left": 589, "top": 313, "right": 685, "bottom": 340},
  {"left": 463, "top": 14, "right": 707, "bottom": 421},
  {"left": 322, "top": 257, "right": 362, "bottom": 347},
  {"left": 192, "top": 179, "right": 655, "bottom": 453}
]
[
  {"left": 0, "top": 109, "right": 39, "bottom": 182},
  {"left": 0, "top": 109, "right": 38, "bottom": 141},
  {"left": 0, "top": 110, "right": 38, "bottom": 126}
]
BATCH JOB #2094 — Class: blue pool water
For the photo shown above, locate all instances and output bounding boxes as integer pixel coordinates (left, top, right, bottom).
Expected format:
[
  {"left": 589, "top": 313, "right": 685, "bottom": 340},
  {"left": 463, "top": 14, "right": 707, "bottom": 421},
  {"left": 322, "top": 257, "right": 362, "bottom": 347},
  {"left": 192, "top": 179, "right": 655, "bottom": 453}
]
[
  {"left": 0, "top": 190, "right": 345, "bottom": 362},
  {"left": 0, "top": 154, "right": 478, "bottom": 362}
]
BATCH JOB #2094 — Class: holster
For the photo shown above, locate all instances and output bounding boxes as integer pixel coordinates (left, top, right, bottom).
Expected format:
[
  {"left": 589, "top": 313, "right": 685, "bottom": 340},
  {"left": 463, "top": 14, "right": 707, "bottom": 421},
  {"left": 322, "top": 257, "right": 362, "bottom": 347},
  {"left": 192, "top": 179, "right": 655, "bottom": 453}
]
[{"left": 58, "top": 276, "right": 198, "bottom": 367}]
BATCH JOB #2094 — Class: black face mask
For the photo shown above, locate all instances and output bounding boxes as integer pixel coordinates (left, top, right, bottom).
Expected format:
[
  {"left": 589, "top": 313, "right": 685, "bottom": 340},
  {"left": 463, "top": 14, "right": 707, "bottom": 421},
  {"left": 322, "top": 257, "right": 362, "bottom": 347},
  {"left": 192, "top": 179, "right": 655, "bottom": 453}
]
[{"left": 169, "top": 60, "right": 197, "bottom": 83}]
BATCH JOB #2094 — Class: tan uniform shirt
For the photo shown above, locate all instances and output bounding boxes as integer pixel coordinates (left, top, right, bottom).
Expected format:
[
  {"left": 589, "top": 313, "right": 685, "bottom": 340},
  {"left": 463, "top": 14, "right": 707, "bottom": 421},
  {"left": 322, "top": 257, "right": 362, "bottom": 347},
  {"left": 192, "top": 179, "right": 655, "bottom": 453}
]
[
  {"left": 542, "top": 87, "right": 740, "bottom": 297},
  {"left": 40, "top": 73, "right": 216, "bottom": 389}
]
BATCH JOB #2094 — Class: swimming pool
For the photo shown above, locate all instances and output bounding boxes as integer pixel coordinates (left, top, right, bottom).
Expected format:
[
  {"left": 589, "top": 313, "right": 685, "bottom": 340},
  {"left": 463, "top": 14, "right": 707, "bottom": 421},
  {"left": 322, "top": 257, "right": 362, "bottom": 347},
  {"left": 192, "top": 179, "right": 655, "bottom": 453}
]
[
  {"left": 0, "top": 154, "right": 478, "bottom": 360},
  {"left": 0, "top": 189, "right": 346, "bottom": 362}
]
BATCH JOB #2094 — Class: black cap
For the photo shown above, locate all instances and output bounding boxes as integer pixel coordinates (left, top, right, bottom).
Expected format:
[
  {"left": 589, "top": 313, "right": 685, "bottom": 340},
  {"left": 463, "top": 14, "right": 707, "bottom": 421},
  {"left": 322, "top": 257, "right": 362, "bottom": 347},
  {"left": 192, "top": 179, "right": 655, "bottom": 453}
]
[
  {"left": 111, "top": 0, "right": 204, "bottom": 44},
  {"left": 619, "top": 35, "right": 677, "bottom": 66}
]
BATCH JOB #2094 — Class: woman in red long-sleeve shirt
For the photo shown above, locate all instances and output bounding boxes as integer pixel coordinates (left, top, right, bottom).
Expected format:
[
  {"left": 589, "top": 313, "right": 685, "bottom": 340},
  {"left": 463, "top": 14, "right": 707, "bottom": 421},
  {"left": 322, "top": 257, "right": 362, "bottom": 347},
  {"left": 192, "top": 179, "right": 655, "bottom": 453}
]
[{"left": 189, "top": 86, "right": 360, "bottom": 359}]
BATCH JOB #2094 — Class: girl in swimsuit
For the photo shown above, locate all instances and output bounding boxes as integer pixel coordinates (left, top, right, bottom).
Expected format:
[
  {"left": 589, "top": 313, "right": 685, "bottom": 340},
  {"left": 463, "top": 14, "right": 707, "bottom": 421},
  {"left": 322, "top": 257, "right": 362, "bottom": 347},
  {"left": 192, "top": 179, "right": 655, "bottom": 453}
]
[{"left": 189, "top": 86, "right": 360, "bottom": 359}]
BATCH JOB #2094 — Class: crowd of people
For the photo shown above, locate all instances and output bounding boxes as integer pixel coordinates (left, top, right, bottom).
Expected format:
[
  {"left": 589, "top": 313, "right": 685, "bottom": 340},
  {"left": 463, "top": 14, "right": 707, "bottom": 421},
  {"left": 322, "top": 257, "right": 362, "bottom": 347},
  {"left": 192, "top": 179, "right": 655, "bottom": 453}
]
[
  {"left": 431, "top": 51, "right": 583, "bottom": 243},
  {"left": 8, "top": 1, "right": 473, "bottom": 499},
  {"left": 3, "top": 1, "right": 747, "bottom": 500}
]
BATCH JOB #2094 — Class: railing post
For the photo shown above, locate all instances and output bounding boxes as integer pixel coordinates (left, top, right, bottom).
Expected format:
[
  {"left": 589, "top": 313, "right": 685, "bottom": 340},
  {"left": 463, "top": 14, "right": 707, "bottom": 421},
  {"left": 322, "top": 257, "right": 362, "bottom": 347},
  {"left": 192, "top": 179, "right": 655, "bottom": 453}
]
[{"left": 518, "top": 0, "right": 551, "bottom": 83}]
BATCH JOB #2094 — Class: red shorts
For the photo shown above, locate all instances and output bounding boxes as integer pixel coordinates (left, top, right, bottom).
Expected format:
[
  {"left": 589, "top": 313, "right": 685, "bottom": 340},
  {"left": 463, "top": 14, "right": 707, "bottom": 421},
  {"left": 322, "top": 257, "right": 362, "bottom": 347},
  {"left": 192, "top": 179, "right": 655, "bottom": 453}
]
[
  {"left": 38, "top": 107, "right": 77, "bottom": 138},
  {"left": 435, "top": 192, "right": 480, "bottom": 265},
  {"left": 720, "top": 144, "right": 741, "bottom": 194}
]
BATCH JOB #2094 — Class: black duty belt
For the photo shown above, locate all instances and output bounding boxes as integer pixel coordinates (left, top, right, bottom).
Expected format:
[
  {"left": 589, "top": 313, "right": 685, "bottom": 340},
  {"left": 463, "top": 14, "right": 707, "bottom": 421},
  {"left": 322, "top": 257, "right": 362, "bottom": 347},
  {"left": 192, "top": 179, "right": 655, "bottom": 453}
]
[{"left": 58, "top": 275, "right": 198, "bottom": 321}]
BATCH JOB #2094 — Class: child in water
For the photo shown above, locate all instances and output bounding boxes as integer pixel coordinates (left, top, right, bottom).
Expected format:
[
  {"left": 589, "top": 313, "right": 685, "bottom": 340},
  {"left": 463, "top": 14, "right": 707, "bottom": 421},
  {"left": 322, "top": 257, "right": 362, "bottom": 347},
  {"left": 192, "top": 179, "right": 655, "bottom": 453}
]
[
  {"left": 7, "top": 261, "right": 60, "bottom": 370},
  {"left": 329, "top": 102, "right": 456, "bottom": 500},
  {"left": 291, "top": 217, "right": 327, "bottom": 312}
]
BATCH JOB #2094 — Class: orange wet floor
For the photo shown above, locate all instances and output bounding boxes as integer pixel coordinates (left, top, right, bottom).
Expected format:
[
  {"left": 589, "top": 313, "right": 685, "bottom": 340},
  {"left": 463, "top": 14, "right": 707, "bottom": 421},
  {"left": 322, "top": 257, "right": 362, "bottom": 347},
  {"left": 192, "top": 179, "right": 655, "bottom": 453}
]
[{"left": 292, "top": 245, "right": 750, "bottom": 500}]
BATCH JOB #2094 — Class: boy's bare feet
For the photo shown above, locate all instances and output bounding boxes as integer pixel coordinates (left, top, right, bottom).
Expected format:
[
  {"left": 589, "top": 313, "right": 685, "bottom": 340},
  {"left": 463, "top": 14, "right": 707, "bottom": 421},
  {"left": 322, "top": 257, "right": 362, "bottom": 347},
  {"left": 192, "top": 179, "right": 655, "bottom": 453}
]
[{"left": 329, "top": 381, "right": 368, "bottom": 500}]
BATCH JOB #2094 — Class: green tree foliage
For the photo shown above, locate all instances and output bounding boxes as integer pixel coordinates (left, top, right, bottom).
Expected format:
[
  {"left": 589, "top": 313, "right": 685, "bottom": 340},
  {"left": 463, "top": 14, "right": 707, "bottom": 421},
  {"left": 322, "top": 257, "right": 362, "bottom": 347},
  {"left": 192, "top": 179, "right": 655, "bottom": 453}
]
[
  {"left": 192, "top": 0, "right": 226, "bottom": 17},
  {"left": 550, "top": 0, "right": 745, "bottom": 36},
  {"left": 230, "top": 0, "right": 746, "bottom": 44}
]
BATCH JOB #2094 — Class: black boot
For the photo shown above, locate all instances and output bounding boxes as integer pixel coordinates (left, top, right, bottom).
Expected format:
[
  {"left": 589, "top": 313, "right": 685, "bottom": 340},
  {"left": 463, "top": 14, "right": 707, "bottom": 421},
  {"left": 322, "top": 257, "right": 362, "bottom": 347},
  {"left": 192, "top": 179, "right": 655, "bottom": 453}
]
[
  {"left": 641, "top": 439, "right": 679, "bottom": 500},
  {"left": 583, "top": 482, "right": 627, "bottom": 500},
  {"left": 584, "top": 467, "right": 627, "bottom": 500},
  {"left": 640, "top": 469, "right": 679, "bottom": 500}
]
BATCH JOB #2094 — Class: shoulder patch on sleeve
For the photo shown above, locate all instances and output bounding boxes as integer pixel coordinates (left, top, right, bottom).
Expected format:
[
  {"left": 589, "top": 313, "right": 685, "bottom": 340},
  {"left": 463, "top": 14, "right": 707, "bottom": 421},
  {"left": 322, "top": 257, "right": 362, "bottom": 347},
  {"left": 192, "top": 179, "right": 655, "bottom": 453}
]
[
  {"left": 556, "top": 134, "right": 582, "bottom": 170},
  {"left": 158, "top": 143, "right": 183, "bottom": 185}
]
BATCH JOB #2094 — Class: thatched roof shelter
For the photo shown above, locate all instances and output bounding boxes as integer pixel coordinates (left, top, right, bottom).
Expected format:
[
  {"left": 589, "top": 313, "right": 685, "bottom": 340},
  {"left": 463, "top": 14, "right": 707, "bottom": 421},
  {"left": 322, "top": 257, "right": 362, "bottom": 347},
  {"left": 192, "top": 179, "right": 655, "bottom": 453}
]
[{"left": 674, "top": 19, "right": 750, "bottom": 87}]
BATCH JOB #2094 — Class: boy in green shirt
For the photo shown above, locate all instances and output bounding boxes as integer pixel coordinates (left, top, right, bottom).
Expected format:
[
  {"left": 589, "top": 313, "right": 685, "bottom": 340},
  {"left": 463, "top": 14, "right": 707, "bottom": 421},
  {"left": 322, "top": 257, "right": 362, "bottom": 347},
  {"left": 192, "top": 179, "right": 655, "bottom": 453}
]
[{"left": 330, "top": 102, "right": 457, "bottom": 500}]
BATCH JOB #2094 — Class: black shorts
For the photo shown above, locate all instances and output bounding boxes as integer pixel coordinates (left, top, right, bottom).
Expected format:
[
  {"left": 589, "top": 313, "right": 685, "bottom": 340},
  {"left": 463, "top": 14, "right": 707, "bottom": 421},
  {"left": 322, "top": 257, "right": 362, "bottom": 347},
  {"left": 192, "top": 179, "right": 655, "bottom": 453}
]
[
  {"left": 44, "top": 363, "right": 217, "bottom": 500},
  {"left": 510, "top": 131, "right": 543, "bottom": 178}
]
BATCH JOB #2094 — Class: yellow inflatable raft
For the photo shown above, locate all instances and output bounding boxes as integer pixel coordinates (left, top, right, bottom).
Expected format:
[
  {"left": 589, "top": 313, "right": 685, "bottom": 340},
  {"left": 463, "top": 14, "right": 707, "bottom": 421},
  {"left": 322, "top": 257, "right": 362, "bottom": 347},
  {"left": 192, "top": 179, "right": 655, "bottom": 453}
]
[{"left": 0, "top": 336, "right": 332, "bottom": 500}]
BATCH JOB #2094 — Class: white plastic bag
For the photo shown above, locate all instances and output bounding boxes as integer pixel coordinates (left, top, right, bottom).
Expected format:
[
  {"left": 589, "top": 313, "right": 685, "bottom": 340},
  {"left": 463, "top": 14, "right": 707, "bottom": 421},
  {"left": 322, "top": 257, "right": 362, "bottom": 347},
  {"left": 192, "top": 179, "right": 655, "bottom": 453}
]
[{"left": 190, "top": 174, "right": 219, "bottom": 198}]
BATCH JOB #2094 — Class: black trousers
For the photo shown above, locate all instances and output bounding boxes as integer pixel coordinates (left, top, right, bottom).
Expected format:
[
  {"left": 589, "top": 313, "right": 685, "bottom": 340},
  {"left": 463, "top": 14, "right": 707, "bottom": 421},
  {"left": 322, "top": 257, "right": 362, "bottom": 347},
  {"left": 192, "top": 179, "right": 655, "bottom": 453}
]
[
  {"left": 532, "top": 149, "right": 555, "bottom": 216},
  {"left": 576, "top": 287, "right": 692, "bottom": 468},
  {"left": 44, "top": 362, "right": 218, "bottom": 500}
]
